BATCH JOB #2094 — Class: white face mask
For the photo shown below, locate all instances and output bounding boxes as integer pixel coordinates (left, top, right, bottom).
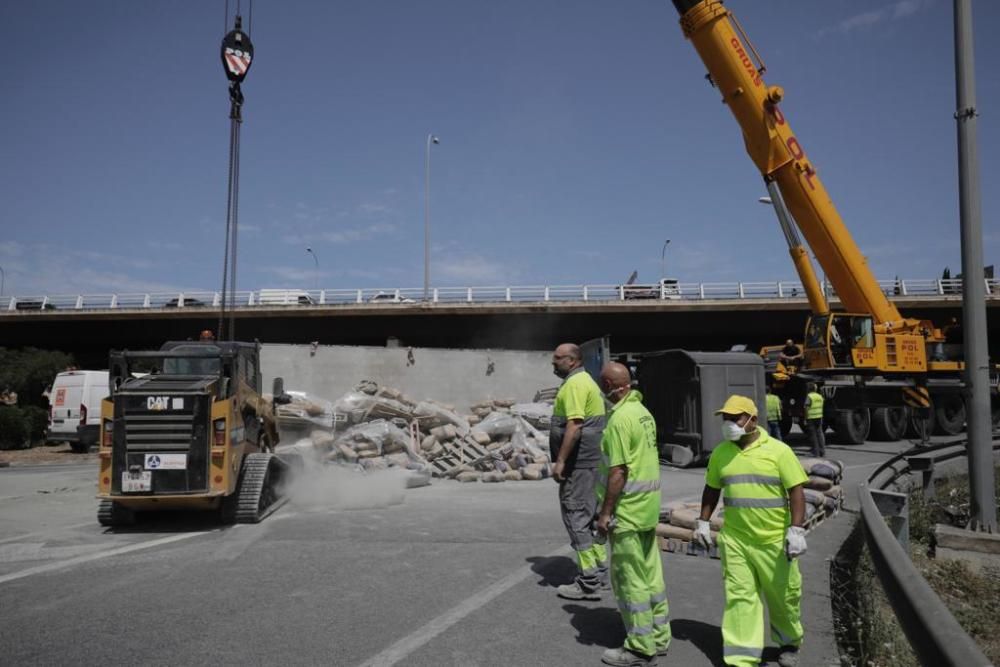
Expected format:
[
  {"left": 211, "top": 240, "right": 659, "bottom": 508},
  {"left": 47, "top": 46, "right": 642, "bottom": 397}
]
[{"left": 721, "top": 420, "right": 747, "bottom": 442}]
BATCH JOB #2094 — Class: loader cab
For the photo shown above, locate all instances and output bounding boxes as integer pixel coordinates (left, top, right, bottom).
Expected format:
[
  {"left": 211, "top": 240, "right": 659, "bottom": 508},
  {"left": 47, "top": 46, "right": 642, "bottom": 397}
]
[{"left": 804, "top": 314, "right": 875, "bottom": 370}]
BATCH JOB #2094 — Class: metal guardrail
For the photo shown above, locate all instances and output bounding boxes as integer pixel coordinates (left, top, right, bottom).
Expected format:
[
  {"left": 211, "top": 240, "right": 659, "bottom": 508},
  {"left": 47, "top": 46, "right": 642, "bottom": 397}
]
[
  {"left": 2, "top": 278, "right": 996, "bottom": 312},
  {"left": 858, "top": 439, "right": 996, "bottom": 666}
]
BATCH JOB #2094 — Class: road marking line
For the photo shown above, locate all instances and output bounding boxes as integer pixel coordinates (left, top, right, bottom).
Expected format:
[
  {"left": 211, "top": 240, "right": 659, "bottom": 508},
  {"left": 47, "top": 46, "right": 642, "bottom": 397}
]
[
  {"left": 0, "top": 532, "right": 208, "bottom": 585},
  {"left": 357, "top": 544, "right": 572, "bottom": 667},
  {"left": 0, "top": 521, "right": 94, "bottom": 546}
]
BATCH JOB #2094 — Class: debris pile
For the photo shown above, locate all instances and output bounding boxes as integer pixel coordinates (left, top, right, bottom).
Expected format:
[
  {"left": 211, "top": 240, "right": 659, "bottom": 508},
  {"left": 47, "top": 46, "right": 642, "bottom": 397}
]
[
  {"left": 272, "top": 381, "right": 556, "bottom": 483},
  {"left": 656, "top": 455, "right": 845, "bottom": 557}
]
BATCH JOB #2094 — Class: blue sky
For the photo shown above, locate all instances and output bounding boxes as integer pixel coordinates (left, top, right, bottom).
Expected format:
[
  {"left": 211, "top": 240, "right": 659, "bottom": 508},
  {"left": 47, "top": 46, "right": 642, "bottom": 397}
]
[{"left": 1, "top": 0, "right": 997, "bottom": 296}]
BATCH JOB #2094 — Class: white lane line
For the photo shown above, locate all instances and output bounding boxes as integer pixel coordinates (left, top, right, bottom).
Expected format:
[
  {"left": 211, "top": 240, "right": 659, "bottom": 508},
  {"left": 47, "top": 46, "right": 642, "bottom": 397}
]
[
  {"left": 0, "top": 531, "right": 209, "bottom": 585},
  {"left": 0, "top": 521, "right": 94, "bottom": 546},
  {"left": 357, "top": 544, "right": 572, "bottom": 667}
]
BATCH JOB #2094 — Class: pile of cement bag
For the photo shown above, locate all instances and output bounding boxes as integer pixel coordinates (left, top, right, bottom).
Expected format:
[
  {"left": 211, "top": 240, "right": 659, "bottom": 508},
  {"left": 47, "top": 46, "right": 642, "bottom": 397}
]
[
  {"left": 272, "top": 381, "right": 556, "bottom": 483},
  {"left": 656, "top": 456, "right": 845, "bottom": 549},
  {"left": 797, "top": 456, "right": 845, "bottom": 520}
]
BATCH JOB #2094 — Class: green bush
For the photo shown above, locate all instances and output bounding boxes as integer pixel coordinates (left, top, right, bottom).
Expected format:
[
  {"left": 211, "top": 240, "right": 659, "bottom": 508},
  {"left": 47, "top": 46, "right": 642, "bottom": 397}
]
[
  {"left": 20, "top": 405, "right": 50, "bottom": 443},
  {"left": 0, "top": 406, "right": 29, "bottom": 450},
  {"left": 0, "top": 347, "right": 76, "bottom": 410}
]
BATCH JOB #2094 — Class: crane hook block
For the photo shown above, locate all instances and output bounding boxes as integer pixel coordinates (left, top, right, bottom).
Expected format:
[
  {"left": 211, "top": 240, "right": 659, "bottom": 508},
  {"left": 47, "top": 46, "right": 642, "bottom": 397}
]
[{"left": 221, "top": 16, "right": 253, "bottom": 84}]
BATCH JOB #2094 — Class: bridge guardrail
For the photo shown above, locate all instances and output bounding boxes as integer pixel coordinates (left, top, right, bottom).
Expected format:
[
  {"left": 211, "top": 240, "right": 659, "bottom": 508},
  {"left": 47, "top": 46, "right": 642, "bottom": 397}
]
[
  {"left": 2, "top": 277, "right": 995, "bottom": 312},
  {"left": 858, "top": 439, "right": 997, "bottom": 666}
]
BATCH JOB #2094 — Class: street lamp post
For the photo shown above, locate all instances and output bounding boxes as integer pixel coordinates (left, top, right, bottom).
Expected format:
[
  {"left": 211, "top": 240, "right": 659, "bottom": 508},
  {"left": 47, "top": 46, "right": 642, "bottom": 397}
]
[
  {"left": 306, "top": 247, "right": 319, "bottom": 291},
  {"left": 660, "top": 239, "right": 671, "bottom": 279},
  {"left": 424, "top": 134, "right": 440, "bottom": 302},
  {"left": 0, "top": 265, "right": 5, "bottom": 297}
]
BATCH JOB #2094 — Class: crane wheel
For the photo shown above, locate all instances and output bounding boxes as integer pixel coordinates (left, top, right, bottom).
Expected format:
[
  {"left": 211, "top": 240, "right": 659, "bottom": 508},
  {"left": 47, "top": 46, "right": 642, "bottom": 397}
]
[
  {"left": 832, "top": 408, "right": 870, "bottom": 445},
  {"left": 932, "top": 395, "right": 965, "bottom": 436},
  {"left": 869, "top": 407, "right": 908, "bottom": 441},
  {"left": 905, "top": 409, "right": 935, "bottom": 440}
]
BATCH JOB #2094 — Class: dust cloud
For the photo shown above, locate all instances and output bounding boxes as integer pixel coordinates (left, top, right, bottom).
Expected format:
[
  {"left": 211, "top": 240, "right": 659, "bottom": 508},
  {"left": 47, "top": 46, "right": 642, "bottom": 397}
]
[{"left": 286, "top": 465, "right": 407, "bottom": 512}]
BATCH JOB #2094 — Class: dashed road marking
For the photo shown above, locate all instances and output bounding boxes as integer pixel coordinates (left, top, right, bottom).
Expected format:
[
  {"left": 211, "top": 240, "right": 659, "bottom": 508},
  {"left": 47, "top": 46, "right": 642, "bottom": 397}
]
[{"left": 0, "top": 532, "right": 209, "bottom": 585}]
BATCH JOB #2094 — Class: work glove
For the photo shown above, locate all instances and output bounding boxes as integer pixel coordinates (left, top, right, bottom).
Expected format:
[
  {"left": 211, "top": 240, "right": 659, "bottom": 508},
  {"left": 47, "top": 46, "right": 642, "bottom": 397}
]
[
  {"left": 693, "top": 519, "right": 713, "bottom": 550},
  {"left": 785, "top": 525, "right": 808, "bottom": 560}
]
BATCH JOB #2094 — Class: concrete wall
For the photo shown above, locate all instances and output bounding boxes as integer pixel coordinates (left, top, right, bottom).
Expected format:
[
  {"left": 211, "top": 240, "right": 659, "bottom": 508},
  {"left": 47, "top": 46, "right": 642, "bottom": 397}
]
[{"left": 262, "top": 343, "right": 557, "bottom": 409}]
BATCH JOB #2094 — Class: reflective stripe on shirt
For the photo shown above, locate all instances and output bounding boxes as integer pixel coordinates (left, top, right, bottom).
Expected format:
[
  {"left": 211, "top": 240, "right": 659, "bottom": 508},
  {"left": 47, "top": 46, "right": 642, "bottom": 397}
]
[
  {"left": 723, "top": 497, "right": 788, "bottom": 509},
  {"left": 721, "top": 474, "right": 781, "bottom": 487}
]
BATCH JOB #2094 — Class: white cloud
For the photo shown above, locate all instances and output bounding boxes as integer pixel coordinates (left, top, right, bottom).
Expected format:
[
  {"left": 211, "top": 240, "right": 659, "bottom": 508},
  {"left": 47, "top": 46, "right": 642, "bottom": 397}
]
[
  {"left": 265, "top": 266, "right": 325, "bottom": 283},
  {"left": 435, "top": 253, "right": 512, "bottom": 284},
  {"left": 282, "top": 222, "right": 397, "bottom": 246},
  {"left": 818, "top": 0, "right": 933, "bottom": 36},
  {"left": 0, "top": 243, "right": 182, "bottom": 295}
]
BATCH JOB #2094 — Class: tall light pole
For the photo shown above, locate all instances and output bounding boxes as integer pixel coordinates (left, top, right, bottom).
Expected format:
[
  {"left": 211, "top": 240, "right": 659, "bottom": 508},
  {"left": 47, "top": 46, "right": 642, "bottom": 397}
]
[
  {"left": 954, "top": 0, "right": 995, "bottom": 531},
  {"left": 306, "top": 247, "right": 319, "bottom": 290},
  {"left": 660, "top": 239, "right": 671, "bottom": 279},
  {"left": 424, "top": 134, "right": 440, "bottom": 302},
  {"left": 0, "top": 265, "right": 5, "bottom": 297}
]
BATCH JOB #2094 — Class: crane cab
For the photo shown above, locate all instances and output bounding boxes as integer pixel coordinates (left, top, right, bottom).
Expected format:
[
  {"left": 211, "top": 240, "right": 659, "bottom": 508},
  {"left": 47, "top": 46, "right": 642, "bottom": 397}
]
[{"left": 804, "top": 313, "right": 928, "bottom": 373}]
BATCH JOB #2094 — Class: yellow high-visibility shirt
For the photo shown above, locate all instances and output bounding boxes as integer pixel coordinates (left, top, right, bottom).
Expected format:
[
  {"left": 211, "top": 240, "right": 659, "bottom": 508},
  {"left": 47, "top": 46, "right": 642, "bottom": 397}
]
[{"left": 705, "top": 428, "right": 807, "bottom": 544}]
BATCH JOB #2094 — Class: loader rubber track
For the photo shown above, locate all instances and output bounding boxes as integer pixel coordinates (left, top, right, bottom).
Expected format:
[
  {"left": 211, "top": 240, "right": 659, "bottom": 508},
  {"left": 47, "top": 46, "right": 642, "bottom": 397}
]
[
  {"left": 233, "top": 453, "right": 289, "bottom": 524},
  {"left": 97, "top": 499, "right": 135, "bottom": 527}
]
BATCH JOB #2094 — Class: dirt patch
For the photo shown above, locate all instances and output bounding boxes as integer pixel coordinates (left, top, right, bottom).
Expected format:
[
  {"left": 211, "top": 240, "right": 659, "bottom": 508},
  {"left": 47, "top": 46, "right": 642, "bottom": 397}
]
[{"left": 0, "top": 442, "right": 99, "bottom": 467}]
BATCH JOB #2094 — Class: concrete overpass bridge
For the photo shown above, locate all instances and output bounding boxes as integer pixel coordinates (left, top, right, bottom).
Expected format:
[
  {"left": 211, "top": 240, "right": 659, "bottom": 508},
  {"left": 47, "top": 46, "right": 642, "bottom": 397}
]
[{"left": 2, "top": 278, "right": 997, "bottom": 366}]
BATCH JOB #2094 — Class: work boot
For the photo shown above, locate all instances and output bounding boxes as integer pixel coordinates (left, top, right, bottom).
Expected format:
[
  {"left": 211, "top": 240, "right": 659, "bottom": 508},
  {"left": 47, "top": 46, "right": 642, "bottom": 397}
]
[
  {"left": 556, "top": 582, "right": 601, "bottom": 601},
  {"left": 777, "top": 645, "right": 800, "bottom": 667},
  {"left": 655, "top": 643, "right": 669, "bottom": 657},
  {"left": 601, "top": 646, "right": 657, "bottom": 666}
]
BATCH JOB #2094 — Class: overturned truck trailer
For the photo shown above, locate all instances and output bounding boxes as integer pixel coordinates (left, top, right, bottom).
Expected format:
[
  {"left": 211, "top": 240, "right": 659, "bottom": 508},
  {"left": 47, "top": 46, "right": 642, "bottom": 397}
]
[{"left": 638, "top": 350, "right": 767, "bottom": 466}]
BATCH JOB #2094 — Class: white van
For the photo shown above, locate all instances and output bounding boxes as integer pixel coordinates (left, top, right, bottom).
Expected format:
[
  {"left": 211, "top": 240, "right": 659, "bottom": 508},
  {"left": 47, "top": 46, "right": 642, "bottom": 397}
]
[
  {"left": 257, "top": 289, "right": 315, "bottom": 305},
  {"left": 47, "top": 370, "right": 109, "bottom": 452}
]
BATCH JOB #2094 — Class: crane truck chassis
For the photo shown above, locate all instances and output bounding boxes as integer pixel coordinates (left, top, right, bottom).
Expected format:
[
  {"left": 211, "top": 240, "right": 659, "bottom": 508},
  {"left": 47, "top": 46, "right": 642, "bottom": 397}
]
[
  {"left": 671, "top": 0, "right": 999, "bottom": 444},
  {"left": 96, "top": 339, "right": 293, "bottom": 526}
]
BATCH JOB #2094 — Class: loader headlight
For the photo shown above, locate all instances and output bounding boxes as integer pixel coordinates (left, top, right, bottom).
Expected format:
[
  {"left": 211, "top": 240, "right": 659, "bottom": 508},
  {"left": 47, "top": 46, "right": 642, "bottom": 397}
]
[{"left": 213, "top": 419, "right": 227, "bottom": 446}]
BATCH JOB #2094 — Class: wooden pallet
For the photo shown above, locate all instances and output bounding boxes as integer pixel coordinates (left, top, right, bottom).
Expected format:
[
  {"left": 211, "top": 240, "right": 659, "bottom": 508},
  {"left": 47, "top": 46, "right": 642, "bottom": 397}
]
[{"left": 428, "top": 437, "right": 493, "bottom": 477}]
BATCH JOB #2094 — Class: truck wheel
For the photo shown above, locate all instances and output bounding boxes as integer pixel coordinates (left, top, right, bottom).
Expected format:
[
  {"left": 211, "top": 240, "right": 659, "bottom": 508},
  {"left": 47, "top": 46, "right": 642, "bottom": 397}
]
[
  {"left": 832, "top": 408, "right": 870, "bottom": 445},
  {"left": 933, "top": 395, "right": 965, "bottom": 436},
  {"left": 869, "top": 407, "right": 908, "bottom": 441}
]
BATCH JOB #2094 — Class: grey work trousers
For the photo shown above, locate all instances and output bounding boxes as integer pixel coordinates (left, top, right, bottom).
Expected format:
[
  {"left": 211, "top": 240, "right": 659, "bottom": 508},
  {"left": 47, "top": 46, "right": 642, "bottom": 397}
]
[
  {"left": 558, "top": 466, "right": 608, "bottom": 589},
  {"left": 805, "top": 418, "right": 826, "bottom": 457}
]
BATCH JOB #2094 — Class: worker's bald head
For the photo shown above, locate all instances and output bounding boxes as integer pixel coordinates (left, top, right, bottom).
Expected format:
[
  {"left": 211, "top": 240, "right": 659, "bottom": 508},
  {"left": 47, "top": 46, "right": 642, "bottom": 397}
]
[
  {"left": 554, "top": 343, "right": 581, "bottom": 361},
  {"left": 552, "top": 343, "right": 582, "bottom": 378},
  {"left": 600, "top": 362, "right": 632, "bottom": 402}
]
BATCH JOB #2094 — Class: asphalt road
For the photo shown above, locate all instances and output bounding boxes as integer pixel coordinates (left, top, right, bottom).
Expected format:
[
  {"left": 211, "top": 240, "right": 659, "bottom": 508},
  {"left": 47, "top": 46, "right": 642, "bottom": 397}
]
[{"left": 0, "top": 434, "right": 926, "bottom": 666}]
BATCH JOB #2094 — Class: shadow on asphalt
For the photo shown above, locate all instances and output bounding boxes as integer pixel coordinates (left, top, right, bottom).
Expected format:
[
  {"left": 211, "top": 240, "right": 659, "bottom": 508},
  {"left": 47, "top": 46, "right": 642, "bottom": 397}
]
[
  {"left": 670, "top": 618, "right": 724, "bottom": 666},
  {"left": 100, "top": 511, "right": 231, "bottom": 535},
  {"left": 526, "top": 554, "right": 577, "bottom": 587},
  {"left": 561, "top": 603, "right": 624, "bottom": 650}
]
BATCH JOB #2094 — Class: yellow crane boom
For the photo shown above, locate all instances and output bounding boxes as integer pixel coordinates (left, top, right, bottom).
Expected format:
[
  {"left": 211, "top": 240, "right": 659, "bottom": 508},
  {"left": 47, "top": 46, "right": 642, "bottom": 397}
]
[{"left": 672, "top": 0, "right": 909, "bottom": 330}]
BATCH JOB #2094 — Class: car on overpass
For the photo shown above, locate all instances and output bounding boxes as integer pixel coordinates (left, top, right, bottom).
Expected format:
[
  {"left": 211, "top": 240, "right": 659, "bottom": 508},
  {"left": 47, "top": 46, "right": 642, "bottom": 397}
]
[{"left": 368, "top": 291, "right": 416, "bottom": 304}]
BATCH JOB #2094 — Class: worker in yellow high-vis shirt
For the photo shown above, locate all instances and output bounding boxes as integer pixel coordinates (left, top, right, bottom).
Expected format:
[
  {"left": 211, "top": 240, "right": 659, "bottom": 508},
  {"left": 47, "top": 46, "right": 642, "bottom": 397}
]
[
  {"left": 550, "top": 343, "right": 609, "bottom": 600},
  {"left": 693, "top": 395, "right": 809, "bottom": 667},
  {"left": 594, "top": 362, "right": 670, "bottom": 667},
  {"left": 765, "top": 387, "right": 782, "bottom": 440}
]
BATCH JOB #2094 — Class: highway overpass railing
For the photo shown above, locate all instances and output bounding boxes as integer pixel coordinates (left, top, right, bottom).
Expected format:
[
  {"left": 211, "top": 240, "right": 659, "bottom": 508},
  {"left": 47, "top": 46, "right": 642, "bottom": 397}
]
[{"left": 3, "top": 277, "right": 996, "bottom": 311}]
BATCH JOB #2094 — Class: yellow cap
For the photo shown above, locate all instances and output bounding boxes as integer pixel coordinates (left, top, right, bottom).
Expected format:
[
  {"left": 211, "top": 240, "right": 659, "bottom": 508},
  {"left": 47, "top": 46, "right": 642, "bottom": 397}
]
[{"left": 715, "top": 395, "right": 758, "bottom": 418}]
